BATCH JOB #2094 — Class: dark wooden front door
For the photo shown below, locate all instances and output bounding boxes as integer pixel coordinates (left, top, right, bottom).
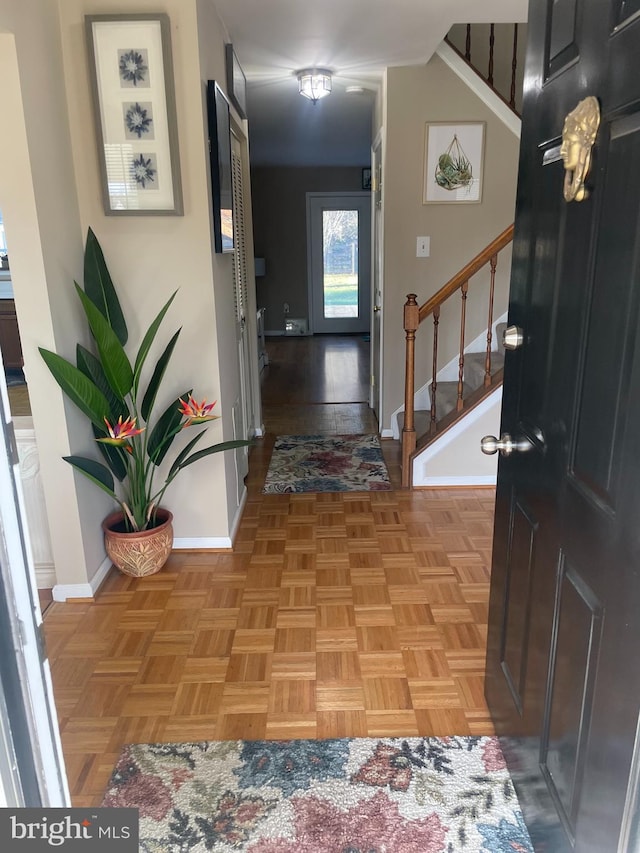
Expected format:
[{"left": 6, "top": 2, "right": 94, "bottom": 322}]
[{"left": 485, "top": 2, "right": 640, "bottom": 851}]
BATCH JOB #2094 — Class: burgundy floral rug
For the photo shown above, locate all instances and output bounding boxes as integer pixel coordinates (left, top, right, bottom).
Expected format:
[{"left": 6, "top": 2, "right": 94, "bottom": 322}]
[
  {"left": 102, "top": 736, "right": 533, "bottom": 852},
  {"left": 262, "top": 434, "right": 392, "bottom": 493}
]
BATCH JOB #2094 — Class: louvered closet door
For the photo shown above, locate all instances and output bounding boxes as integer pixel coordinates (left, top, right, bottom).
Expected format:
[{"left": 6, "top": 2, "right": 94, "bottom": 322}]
[{"left": 230, "top": 132, "right": 252, "bottom": 502}]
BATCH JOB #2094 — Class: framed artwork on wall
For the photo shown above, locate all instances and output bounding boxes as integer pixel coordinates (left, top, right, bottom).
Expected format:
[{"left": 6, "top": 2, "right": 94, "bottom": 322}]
[
  {"left": 423, "top": 122, "right": 485, "bottom": 204},
  {"left": 206, "top": 81, "right": 234, "bottom": 253},
  {"left": 225, "top": 44, "right": 247, "bottom": 119},
  {"left": 85, "top": 14, "right": 183, "bottom": 215}
]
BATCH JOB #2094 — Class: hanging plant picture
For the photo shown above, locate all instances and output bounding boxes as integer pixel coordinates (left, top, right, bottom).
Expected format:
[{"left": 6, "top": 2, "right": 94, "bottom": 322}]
[
  {"left": 435, "top": 135, "right": 473, "bottom": 190},
  {"left": 423, "top": 122, "right": 485, "bottom": 203}
]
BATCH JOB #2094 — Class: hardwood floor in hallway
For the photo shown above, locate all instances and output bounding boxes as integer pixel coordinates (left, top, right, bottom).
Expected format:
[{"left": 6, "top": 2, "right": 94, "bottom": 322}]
[{"left": 42, "top": 335, "right": 497, "bottom": 806}]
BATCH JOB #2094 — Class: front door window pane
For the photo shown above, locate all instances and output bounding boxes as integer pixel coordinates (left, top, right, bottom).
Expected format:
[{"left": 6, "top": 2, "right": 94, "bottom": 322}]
[{"left": 322, "top": 209, "right": 358, "bottom": 318}]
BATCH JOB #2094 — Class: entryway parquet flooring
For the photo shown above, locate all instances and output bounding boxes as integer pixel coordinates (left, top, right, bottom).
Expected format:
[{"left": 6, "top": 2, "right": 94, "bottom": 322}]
[{"left": 43, "top": 336, "right": 497, "bottom": 806}]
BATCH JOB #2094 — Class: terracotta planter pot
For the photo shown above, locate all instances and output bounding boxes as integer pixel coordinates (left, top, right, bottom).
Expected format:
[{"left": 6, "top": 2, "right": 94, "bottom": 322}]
[{"left": 102, "top": 508, "right": 173, "bottom": 578}]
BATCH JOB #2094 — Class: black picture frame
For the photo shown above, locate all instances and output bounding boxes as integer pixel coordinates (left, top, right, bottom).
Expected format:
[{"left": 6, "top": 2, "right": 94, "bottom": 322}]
[
  {"left": 206, "top": 81, "right": 234, "bottom": 253},
  {"left": 225, "top": 44, "right": 247, "bottom": 119}
]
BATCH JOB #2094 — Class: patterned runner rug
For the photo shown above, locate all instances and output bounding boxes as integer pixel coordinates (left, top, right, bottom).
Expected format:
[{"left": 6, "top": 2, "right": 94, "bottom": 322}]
[
  {"left": 102, "top": 736, "right": 533, "bottom": 852},
  {"left": 262, "top": 434, "right": 392, "bottom": 493}
]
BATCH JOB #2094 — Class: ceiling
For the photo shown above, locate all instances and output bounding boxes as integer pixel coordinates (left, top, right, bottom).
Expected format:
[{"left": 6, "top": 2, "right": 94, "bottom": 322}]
[{"left": 212, "top": 0, "right": 528, "bottom": 166}]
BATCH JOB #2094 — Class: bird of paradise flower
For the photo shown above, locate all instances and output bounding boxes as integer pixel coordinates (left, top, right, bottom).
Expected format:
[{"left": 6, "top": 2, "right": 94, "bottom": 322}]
[
  {"left": 119, "top": 49, "right": 148, "bottom": 86},
  {"left": 131, "top": 154, "right": 156, "bottom": 189},
  {"left": 125, "top": 102, "right": 153, "bottom": 138}
]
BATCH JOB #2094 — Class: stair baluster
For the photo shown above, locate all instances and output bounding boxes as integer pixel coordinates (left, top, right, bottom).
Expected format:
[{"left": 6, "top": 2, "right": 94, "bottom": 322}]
[
  {"left": 457, "top": 281, "right": 468, "bottom": 411},
  {"left": 510, "top": 24, "right": 519, "bottom": 110},
  {"left": 430, "top": 306, "right": 440, "bottom": 433},
  {"left": 445, "top": 24, "right": 522, "bottom": 118},
  {"left": 402, "top": 294, "right": 419, "bottom": 487},
  {"left": 401, "top": 224, "right": 514, "bottom": 488},
  {"left": 488, "top": 24, "right": 495, "bottom": 87},
  {"left": 484, "top": 254, "right": 498, "bottom": 387}
]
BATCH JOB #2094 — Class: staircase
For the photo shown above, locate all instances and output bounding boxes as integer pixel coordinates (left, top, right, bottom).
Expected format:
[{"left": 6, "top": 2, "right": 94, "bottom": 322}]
[
  {"left": 401, "top": 225, "right": 514, "bottom": 487},
  {"left": 403, "top": 327, "right": 507, "bottom": 439}
]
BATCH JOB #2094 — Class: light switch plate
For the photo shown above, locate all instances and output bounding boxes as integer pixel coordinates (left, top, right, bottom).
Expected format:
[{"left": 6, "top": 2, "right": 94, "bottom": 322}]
[{"left": 416, "top": 236, "right": 430, "bottom": 257}]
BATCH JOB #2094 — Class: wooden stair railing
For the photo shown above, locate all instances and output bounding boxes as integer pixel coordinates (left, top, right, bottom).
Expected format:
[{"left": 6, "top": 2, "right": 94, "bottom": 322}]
[
  {"left": 445, "top": 24, "right": 521, "bottom": 116},
  {"left": 402, "top": 224, "right": 514, "bottom": 487}
]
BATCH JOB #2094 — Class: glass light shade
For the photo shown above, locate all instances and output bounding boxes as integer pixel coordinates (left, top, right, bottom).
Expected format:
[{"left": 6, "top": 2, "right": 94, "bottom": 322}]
[{"left": 297, "top": 69, "right": 332, "bottom": 103}]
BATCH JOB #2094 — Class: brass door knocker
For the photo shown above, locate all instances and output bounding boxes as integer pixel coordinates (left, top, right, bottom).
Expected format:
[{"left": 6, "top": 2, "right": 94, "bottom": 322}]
[{"left": 560, "top": 96, "right": 601, "bottom": 202}]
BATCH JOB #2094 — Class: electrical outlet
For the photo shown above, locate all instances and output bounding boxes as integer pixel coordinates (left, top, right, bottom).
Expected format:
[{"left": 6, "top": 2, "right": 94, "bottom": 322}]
[
  {"left": 416, "top": 236, "right": 430, "bottom": 257},
  {"left": 284, "top": 302, "right": 290, "bottom": 314}
]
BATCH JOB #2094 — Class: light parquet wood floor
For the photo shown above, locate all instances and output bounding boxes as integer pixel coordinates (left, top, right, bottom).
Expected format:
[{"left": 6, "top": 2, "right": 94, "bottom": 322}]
[{"left": 43, "top": 337, "right": 497, "bottom": 807}]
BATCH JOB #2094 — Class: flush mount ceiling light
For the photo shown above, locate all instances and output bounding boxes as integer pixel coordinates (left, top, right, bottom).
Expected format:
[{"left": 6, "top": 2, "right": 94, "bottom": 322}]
[{"left": 297, "top": 68, "right": 332, "bottom": 103}]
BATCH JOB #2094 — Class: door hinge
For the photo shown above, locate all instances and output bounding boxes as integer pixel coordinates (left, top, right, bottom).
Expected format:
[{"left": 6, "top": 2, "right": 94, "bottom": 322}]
[
  {"left": 36, "top": 622, "right": 48, "bottom": 662},
  {"left": 5, "top": 420, "right": 19, "bottom": 467},
  {"left": 371, "top": 375, "right": 376, "bottom": 386},
  {"left": 17, "top": 619, "right": 48, "bottom": 662}
]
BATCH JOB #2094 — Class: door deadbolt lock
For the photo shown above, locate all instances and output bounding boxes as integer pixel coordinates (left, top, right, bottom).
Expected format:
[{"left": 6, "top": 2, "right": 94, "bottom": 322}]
[
  {"left": 503, "top": 325, "right": 524, "bottom": 350},
  {"left": 480, "top": 433, "right": 534, "bottom": 456}
]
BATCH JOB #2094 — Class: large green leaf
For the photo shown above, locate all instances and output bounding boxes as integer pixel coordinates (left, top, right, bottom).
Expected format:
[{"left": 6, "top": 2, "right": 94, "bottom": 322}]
[
  {"left": 63, "top": 455, "right": 117, "bottom": 500},
  {"left": 39, "top": 348, "right": 110, "bottom": 429},
  {"left": 76, "top": 283, "right": 133, "bottom": 400},
  {"left": 76, "top": 344, "right": 128, "bottom": 421},
  {"left": 84, "top": 227, "right": 128, "bottom": 346},
  {"left": 168, "top": 430, "right": 206, "bottom": 479},
  {"left": 133, "top": 291, "right": 178, "bottom": 396},
  {"left": 92, "top": 424, "right": 129, "bottom": 482},
  {"left": 147, "top": 390, "right": 191, "bottom": 466},
  {"left": 140, "top": 329, "right": 181, "bottom": 422},
  {"left": 176, "top": 440, "right": 251, "bottom": 472}
]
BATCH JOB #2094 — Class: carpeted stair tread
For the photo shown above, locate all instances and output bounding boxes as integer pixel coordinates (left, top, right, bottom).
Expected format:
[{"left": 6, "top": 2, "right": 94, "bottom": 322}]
[{"left": 398, "top": 325, "right": 507, "bottom": 441}]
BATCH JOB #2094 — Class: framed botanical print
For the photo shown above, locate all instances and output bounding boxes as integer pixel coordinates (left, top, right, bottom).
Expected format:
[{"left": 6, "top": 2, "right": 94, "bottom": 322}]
[{"left": 86, "top": 14, "right": 183, "bottom": 215}]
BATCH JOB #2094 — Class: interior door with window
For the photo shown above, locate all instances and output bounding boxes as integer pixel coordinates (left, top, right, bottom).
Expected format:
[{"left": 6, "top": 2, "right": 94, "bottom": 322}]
[
  {"left": 308, "top": 193, "right": 371, "bottom": 334},
  {"left": 485, "top": 2, "right": 640, "bottom": 851}
]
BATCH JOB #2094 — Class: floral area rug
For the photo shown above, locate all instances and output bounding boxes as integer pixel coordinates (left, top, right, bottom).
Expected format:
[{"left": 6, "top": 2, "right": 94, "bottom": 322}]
[
  {"left": 102, "top": 736, "right": 533, "bottom": 852},
  {"left": 262, "top": 434, "right": 392, "bottom": 494}
]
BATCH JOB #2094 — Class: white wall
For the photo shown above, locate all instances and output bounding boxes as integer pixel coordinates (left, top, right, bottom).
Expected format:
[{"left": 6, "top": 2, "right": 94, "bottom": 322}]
[
  {"left": 57, "top": 0, "right": 243, "bottom": 546},
  {"left": 412, "top": 388, "right": 502, "bottom": 487},
  {"left": 0, "top": 4, "right": 106, "bottom": 589}
]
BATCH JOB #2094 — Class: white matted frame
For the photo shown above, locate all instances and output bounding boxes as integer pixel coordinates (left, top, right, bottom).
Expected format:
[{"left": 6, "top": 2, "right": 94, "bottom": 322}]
[
  {"left": 423, "top": 122, "right": 485, "bottom": 204},
  {"left": 85, "top": 14, "right": 183, "bottom": 215}
]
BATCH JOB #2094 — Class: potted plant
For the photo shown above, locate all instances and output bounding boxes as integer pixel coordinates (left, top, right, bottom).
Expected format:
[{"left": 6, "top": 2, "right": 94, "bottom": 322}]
[{"left": 39, "top": 228, "right": 249, "bottom": 577}]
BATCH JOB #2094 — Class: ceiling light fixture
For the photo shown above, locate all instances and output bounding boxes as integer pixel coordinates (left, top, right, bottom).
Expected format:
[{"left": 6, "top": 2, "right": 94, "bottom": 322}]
[{"left": 297, "top": 68, "right": 332, "bottom": 103}]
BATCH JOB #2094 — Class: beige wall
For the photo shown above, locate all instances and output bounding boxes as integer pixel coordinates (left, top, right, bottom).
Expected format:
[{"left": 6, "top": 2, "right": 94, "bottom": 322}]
[
  {"left": 55, "top": 0, "right": 242, "bottom": 544},
  {"left": 381, "top": 57, "right": 519, "bottom": 429},
  {"left": 0, "top": 2, "right": 106, "bottom": 587},
  {"left": 251, "top": 166, "right": 363, "bottom": 331}
]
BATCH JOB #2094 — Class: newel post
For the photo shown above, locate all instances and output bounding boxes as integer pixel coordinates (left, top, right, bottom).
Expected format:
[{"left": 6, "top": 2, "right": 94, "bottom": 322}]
[{"left": 402, "top": 294, "right": 419, "bottom": 487}]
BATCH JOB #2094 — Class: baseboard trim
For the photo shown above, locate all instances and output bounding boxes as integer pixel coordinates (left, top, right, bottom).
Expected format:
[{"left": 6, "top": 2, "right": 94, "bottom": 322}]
[
  {"left": 52, "top": 554, "right": 112, "bottom": 602},
  {"left": 53, "top": 493, "right": 250, "bottom": 599},
  {"left": 414, "top": 475, "right": 497, "bottom": 488},
  {"left": 380, "top": 429, "right": 394, "bottom": 439},
  {"left": 36, "top": 564, "right": 56, "bottom": 590},
  {"left": 173, "top": 537, "right": 233, "bottom": 550}
]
